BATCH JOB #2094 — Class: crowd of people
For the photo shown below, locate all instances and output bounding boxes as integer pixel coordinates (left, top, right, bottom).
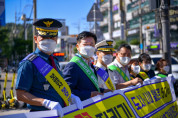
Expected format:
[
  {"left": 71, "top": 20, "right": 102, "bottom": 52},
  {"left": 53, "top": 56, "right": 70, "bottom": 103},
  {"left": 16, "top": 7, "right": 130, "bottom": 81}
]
[{"left": 15, "top": 18, "right": 175, "bottom": 117}]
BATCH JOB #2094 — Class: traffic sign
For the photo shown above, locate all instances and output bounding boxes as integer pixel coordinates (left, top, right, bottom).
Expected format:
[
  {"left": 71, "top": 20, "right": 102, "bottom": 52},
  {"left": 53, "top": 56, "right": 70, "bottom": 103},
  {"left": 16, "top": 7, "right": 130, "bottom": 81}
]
[{"left": 87, "top": 3, "right": 103, "bottom": 22}]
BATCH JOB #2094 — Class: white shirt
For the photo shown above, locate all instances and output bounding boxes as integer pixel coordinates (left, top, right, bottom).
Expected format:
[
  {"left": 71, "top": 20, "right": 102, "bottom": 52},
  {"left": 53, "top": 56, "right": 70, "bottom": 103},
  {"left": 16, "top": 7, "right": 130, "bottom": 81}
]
[
  {"left": 108, "top": 59, "right": 131, "bottom": 84},
  {"left": 95, "top": 62, "right": 116, "bottom": 89}
]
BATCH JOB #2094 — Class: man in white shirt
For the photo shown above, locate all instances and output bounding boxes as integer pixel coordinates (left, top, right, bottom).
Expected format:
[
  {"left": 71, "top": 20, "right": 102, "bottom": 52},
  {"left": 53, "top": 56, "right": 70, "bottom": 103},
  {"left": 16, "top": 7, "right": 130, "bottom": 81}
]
[
  {"left": 95, "top": 39, "right": 116, "bottom": 90},
  {"left": 108, "top": 44, "right": 142, "bottom": 89}
]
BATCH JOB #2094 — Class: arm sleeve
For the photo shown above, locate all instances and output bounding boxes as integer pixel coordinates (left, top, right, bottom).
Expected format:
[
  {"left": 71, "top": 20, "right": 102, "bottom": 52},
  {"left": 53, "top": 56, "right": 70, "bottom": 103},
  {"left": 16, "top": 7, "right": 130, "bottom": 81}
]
[
  {"left": 16, "top": 61, "right": 34, "bottom": 92},
  {"left": 63, "top": 62, "right": 92, "bottom": 101}
]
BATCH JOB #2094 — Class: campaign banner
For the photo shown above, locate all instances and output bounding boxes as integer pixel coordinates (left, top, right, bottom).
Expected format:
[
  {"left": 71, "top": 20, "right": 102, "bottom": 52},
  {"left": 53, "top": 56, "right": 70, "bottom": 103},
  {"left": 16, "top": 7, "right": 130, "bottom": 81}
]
[
  {"left": 124, "top": 79, "right": 175, "bottom": 118},
  {"left": 1, "top": 77, "right": 178, "bottom": 118}
]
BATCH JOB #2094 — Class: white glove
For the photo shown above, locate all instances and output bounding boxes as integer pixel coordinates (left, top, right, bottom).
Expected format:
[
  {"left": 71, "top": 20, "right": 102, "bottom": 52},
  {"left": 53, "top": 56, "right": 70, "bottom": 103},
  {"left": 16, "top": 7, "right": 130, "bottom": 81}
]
[
  {"left": 70, "top": 94, "right": 83, "bottom": 109},
  {"left": 43, "top": 99, "right": 64, "bottom": 118}
]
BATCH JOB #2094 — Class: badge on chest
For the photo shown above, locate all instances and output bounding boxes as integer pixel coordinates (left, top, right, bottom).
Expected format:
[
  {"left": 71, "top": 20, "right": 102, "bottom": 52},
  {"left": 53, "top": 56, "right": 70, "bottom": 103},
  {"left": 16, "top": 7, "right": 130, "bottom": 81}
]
[{"left": 43, "top": 84, "right": 50, "bottom": 91}]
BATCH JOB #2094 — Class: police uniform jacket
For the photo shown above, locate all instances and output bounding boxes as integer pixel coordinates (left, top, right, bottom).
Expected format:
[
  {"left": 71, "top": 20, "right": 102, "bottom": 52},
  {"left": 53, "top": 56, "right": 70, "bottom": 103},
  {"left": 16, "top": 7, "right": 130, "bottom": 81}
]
[
  {"left": 95, "top": 62, "right": 116, "bottom": 89},
  {"left": 16, "top": 48, "right": 64, "bottom": 110}
]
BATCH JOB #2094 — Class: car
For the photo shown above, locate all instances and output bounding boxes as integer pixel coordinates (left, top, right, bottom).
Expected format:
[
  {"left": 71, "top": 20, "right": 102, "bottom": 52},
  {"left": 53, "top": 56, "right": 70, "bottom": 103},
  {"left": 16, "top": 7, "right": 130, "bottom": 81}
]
[
  {"left": 132, "top": 54, "right": 178, "bottom": 80},
  {"left": 59, "top": 62, "right": 69, "bottom": 71}
]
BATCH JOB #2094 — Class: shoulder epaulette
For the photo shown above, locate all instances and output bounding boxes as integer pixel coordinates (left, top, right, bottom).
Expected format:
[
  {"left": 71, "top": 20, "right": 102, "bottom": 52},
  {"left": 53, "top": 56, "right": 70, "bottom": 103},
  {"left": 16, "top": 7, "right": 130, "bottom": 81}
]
[
  {"left": 28, "top": 54, "right": 38, "bottom": 61},
  {"left": 21, "top": 53, "right": 38, "bottom": 63}
]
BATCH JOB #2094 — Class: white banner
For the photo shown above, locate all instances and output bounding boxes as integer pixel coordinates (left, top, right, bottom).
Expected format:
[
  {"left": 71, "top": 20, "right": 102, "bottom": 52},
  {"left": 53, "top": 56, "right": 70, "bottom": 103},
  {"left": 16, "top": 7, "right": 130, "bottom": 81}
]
[{"left": 1, "top": 77, "right": 178, "bottom": 118}]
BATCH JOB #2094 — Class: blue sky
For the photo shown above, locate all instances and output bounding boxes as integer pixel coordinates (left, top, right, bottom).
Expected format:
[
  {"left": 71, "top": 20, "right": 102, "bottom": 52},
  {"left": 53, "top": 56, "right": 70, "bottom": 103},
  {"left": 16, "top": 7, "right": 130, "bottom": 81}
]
[{"left": 5, "top": 0, "right": 95, "bottom": 35}]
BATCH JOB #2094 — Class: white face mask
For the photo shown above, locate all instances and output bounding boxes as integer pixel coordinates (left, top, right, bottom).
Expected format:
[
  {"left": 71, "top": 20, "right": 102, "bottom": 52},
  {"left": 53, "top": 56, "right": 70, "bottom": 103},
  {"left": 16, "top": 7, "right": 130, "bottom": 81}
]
[
  {"left": 142, "top": 64, "right": 151, "bottom": 71},
  {"left": 131, "top": 65, "right": 140, "bottom": 74},
  {"left": 163, "top": 66, "right": 170, "bottom": 73},
  {"left": 39, "top": 39, "right": 57, "bottom": 54},
  {"left": 119, "top": 57, "right": 131, "bottom": 65},
  {"left": 102, "top": 54, "right": 113, "bottom": 65},
  {"left": 79, "top": 46, "right": 95, "bottom": 58}
]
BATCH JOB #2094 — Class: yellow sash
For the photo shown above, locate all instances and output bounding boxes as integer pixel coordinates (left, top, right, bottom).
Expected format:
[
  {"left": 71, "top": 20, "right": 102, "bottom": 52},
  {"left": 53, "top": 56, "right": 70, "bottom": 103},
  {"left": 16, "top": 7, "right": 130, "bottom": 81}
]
[
  {"left": 29, "top": 55, "right": 71, "bottom": 106},
  {"left": 138, "top": 72, "right": 149, "bottom": 80},
  {"left": 45, "top": 69, "right": 71, "bottom": 106}
]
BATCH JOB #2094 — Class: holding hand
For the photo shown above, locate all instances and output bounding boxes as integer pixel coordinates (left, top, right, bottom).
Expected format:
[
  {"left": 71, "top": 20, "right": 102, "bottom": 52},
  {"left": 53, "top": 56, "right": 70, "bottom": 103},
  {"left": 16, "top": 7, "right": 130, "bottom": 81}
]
[
  {"left": 43, "top": 99, "right": 63, "bottom": 118},
  {"left": 104, "top": 89, "right": 112, "bottom": 93},
  {"left": 91, "top": 91, "right": 103, "bottom": 97},
  {"left": 71, "top": 94, "right": 83, "bottom": 109},
  {"left": 131, "top": 77, "right": 143, "bottom": 85}
]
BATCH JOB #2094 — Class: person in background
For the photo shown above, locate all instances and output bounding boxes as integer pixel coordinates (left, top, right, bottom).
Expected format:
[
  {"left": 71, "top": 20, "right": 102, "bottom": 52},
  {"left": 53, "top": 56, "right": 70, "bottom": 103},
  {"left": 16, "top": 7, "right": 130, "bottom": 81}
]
[
  {"left": 63, "top": 31, "right": 111, "bottom": 101},
  {"left": 128, "top": 59, "right": 141, "bottom": 80},
  {"left": 138, "top": 53, "right": 155, "bottom": 80},
  {"left": 95, "top": 39, "right": 116, "bottom": 90},
  {"left": 155, "top": 59, "right": 170, "bottom": 78},
  {"left": 16, "top": 18, "right": 83, "bottom": 118},
  {"left": 108, "top": 44, "right": 143, "bottom": 89}
]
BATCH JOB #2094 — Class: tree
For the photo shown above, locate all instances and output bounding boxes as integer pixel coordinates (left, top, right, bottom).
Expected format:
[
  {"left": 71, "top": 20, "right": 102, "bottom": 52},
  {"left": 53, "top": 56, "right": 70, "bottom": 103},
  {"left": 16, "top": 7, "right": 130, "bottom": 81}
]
[
  {"left": 73, "top": 47, "right": 78, "bottom": 54},
  {"left": 130, "top": 39, "right": 140, "bottom": 45},
  {"left": 0, "top": 23, "right": 33, "bottom": 67},
  {"left": 0, "top": 27, "right": 11, "bottom": 58},
  {"left": 114, "top": 40, "right": 127, "bottom": 49}
]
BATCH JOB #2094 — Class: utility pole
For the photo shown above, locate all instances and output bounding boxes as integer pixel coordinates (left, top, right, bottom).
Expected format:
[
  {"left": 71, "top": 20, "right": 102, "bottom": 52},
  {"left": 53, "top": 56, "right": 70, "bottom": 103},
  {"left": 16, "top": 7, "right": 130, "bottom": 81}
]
[
  {"left": 21, "top": 14, "right": 27, "bottom": 40},
  {"left": 120, "top": 0, "right": 127, "bottom": 41},
  {"left": 33, "top": 0, "right": 37, "bottom": 51},
  {"left": 94, "top": 0, "right": 97, "bottom": 34},
  {"left": 14, "top": 11, "right": 17, "bottom": 38},
  {"left": 108, "top": 0, "right": 113, "bottom": 39},
  {"left": 160, "top": 0, "right": 172, "bottom": 73},
  {"left": 24, "top": 14, "right": 27, "bottom": 40},
  {"left": 139, "top": 0, "right": 143, "bottom": 53}
]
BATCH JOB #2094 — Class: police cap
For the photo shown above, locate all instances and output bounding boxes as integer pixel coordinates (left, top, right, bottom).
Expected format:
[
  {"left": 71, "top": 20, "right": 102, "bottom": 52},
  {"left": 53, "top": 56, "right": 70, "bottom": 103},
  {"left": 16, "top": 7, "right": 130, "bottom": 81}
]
[
  {"left": 33, "top": 18, "right": 62, "bottom": 37},
  {"left": 95, "top": 39, "right": 116, "bottom": 52}
]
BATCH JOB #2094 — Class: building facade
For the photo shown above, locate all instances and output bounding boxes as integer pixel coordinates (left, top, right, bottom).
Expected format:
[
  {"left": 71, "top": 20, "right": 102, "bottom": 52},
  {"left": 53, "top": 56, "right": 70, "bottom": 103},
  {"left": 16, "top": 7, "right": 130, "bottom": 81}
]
[{"left": 99, "top": 0, "right": 178, "bottom": 55}]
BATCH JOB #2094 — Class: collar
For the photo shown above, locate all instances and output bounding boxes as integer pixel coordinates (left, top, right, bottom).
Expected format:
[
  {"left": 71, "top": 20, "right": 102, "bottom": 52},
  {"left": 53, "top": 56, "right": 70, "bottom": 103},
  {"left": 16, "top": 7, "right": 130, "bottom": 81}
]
[
  {"left": 95, "top": 62, "right": 106, "bottom": 70},
  {"left": 113, "top": 59, "right": 128, "bottom": 69},
  {"left": 34, "top": 48, "right": 51, "bottom": 61},
  {"left": 158, "top": 72, "right": 168, "bottom": 76},
  {"left": 76, "top": 53, "right": 92, "bottom": 66}
]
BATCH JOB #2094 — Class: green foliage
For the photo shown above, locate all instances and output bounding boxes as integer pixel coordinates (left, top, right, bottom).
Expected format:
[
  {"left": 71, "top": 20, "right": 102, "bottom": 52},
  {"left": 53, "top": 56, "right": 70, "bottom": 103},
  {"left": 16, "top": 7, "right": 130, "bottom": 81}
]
[
  {"left": 0, "top": 23, "right": 33, "bottom": 67},
  {"left": 13, "top": 38, "right": 32, "bottom": 55},
  {"left": 114, "top": 40, "right": 127, "bottom": 49},
  {"left": 73, "top": 47, "right": 78, "bottom": 54},
  {"left": 130, "top": 39, "right": 140, "bottom": 45},
  {"left": 0, "top": 27, "right": 11, "bottom": 58}
]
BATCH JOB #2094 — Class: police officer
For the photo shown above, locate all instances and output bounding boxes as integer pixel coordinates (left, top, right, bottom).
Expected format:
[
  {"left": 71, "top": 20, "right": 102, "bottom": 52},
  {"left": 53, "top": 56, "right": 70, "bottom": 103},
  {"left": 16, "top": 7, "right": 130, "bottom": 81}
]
[
  {"left": 108, "top": 44, "right": 142, "bottom": 89},
  {"left": 16, "top": 18, "right": 83, "bottom": 118},
  {"left": 95, "top": 39, "right": 116, "bottom": 90},
  {"left": 63, "top": 31, "right": 111, "bottom": 101}
]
